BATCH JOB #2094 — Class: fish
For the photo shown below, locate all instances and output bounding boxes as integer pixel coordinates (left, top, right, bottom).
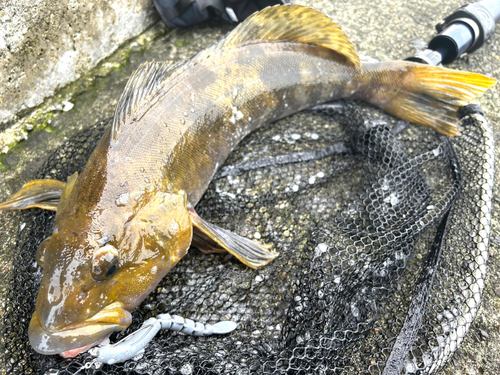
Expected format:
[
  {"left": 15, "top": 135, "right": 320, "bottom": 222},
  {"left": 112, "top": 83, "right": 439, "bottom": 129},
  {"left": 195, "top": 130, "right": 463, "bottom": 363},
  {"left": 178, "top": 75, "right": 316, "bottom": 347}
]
[{"left": 0, "top": 4, "right": 495, "bottom": 358}]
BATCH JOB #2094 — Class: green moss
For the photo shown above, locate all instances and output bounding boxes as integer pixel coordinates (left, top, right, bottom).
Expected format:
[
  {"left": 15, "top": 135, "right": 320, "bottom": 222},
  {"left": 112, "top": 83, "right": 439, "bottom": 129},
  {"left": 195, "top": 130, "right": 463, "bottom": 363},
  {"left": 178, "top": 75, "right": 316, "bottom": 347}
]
[
  {"left": 40, "top": 124, "right": 57, "bottom": 135},
  {"left": 0, "top": 155, "right": 6, "bottom": 171},
  {"left": 0, "top": 21, "right": 169, "bottom": 156},
  {"left": 175, "top": 39, "right": 190, "bottom": 47}
]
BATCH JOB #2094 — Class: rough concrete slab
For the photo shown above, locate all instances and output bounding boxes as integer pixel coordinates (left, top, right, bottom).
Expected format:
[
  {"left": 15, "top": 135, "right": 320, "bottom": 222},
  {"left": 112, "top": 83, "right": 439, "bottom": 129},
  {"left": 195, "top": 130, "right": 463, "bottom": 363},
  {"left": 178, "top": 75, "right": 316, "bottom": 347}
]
[
  {"left": 0, "top": 0, "right": 159, "bottom": 130},
  {"left": 0, "top": 0, "right": 499, "bottom": 374}
]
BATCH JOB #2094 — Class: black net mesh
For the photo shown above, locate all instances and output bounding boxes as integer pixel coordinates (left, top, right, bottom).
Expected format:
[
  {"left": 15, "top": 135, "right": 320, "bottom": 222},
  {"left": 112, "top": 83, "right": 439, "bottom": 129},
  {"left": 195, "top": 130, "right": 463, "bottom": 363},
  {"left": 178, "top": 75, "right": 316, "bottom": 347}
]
[{"left": 0, "top": 101, "right": 495, "bottom": 375}]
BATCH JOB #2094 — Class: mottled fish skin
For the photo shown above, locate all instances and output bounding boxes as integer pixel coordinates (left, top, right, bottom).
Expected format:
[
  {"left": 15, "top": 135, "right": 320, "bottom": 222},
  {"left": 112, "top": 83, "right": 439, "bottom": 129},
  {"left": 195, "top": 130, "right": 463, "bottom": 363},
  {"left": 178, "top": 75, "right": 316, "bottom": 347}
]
[
  {"left": 0, "top": 4, "right": 494, "bottom": 357},
  {"left": 103, "top": 43, "right": 359, "bottom": 208}
]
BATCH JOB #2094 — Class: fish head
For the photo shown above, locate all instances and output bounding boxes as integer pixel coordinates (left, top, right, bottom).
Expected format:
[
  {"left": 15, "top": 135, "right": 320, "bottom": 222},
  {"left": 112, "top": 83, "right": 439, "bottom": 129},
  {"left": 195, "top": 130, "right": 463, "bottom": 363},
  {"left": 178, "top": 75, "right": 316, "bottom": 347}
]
[{"left": 29, "top": 184, "right": 193, "bottom": 357}]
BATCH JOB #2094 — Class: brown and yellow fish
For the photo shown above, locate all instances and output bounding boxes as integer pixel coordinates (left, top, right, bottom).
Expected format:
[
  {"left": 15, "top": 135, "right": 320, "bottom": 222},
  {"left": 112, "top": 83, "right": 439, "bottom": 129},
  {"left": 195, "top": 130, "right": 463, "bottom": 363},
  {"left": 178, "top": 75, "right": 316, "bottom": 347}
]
[{"left": 0, "top": 5, "right": 495, "bottom": 357}]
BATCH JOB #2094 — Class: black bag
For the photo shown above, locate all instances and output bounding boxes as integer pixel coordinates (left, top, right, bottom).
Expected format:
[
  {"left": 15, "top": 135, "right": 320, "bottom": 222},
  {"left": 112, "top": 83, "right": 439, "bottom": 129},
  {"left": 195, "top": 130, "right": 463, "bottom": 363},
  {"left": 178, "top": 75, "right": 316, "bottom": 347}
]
[{"left": 153, "top": 0, "right": 290, "bottom": 28}]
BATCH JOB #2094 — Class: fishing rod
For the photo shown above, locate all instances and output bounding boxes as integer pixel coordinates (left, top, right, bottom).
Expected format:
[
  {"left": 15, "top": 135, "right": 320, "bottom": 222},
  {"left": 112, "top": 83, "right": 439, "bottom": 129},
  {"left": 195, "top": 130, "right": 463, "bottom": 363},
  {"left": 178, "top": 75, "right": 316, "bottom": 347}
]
[{"left": 407, "top": 0, "right": 500, "bottom": 65}]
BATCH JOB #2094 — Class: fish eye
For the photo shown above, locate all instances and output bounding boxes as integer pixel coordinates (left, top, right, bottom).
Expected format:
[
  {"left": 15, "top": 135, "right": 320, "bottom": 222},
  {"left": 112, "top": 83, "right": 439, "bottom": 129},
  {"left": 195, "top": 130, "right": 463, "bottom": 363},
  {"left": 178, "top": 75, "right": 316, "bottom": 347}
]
[
  {"left": 91, "top": 244, "right": 119, "bottom": 282},
  {"left": 106, "top": 264, "right": 118, "bottom": 278}
]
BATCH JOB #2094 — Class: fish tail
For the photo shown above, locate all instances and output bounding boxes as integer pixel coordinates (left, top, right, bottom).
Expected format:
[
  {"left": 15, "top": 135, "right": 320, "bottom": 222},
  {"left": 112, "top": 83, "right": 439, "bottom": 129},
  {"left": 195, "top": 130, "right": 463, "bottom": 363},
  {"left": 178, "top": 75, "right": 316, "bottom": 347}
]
[{"left": 356, "top": 61, "right": 496, "bottom": 136}]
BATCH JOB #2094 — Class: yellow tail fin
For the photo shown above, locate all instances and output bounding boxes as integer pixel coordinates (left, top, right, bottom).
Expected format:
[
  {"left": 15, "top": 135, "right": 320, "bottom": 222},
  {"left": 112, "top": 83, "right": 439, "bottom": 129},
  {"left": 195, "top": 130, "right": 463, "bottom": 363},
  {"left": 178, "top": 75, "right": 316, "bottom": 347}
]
[{"left": 360, "top": 62, "right": 496, "bottom": 136}]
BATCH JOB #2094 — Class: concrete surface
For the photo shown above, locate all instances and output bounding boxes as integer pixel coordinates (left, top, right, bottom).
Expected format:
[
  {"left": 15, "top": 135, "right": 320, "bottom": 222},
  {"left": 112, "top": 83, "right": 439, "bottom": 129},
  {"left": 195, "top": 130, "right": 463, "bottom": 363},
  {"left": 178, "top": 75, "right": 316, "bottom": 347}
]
[
  {"left": 0, "top": 0, "right": 499, "bottom": 374},
  {"left": 0, "top": 0, "right": 159, "bottom": 145}
]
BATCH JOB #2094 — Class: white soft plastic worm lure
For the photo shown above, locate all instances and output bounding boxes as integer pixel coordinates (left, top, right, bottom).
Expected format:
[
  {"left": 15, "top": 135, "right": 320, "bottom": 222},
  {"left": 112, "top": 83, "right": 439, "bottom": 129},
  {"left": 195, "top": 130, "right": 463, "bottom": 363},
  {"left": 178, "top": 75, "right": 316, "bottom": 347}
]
[{"left": 92, "top": 314, "right": 237, "bottom": 365}]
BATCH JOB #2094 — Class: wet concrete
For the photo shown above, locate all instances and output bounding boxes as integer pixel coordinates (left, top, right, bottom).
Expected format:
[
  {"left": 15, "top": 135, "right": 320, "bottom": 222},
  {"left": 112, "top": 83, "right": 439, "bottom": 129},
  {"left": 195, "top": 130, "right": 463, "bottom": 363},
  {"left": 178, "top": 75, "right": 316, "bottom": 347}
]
[{"left": 0, "top": 0, "right": 499, "bottom": 374}]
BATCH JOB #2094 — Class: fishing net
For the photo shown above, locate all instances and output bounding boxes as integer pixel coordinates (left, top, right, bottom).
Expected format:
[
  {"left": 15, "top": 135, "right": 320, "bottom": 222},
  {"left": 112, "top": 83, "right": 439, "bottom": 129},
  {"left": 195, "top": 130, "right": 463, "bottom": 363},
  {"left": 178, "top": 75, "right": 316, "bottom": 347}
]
[{"left": 0, "top": 100, "right": 494, "bottom": 375}]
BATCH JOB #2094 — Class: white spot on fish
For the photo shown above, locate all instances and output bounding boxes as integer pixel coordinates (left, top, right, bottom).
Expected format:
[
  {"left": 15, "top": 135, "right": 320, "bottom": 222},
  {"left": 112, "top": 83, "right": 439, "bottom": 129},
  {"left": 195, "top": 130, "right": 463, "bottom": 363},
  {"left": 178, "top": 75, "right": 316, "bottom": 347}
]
[
  {"left": 229, "top": 106, "right": 244, "bottom": 125},
  {"left": 230, "top": 106, "right": 244, "bottom": 124},
  {"left": 144, "top": 177, "right": 150, "bottom": 183},
  {"left": 317, "top": 172, "right": 325, "bottom": 178},
  {"left": 233, "top": 88, "right": 238, "bottom": 98},
  {"left": 310, "top": 133, "right": 319, "bottom": 140},
  {"left": 291, "top": 133, "right": 301, "bottom": 140},
  {"left": 292, "top": 184, "right": 299, "bottom": 192},
  {"left": 20, "top": 223, "right": 26, "bottom": 231},
  {"left": 191, "top": 107, "right": 195, "bottom": 113},
  {"left": 433, "top": 147, "right": 440, "bottom": 156},
  {"left": 180, "top": 118, "right": 185, "bottom": 124},
  {"left": 248, "top": 116, "right": 252, "bottom": 121},
  {"left": 255, "top": 275, "right": 264, "bottom": 283},
  {"left": 272, "top": 135, "right": 281, "bottom": 141},
  {"left": 254, "top": 232, "right": 261, "bottom": 240},
  {"left": 151, "top": 266, "right": 158, "bottom": 275},
  {"left": 183, "top": 112, "right": 188, "bottom": 116},
  {"left": 115, "top": 193, "right": 129, "bottom": 206},
  {"left": 308, "top": 176, "right": 316, "bottom": 184},
  {"left": 169, "top": 218, "right": 180, "bottom": 235},
  {"left": 140, "top": 167, "right": 145, "bottom": 172},
  {"left": 190, "top": 93, "right": 195, "bottom": 102}
]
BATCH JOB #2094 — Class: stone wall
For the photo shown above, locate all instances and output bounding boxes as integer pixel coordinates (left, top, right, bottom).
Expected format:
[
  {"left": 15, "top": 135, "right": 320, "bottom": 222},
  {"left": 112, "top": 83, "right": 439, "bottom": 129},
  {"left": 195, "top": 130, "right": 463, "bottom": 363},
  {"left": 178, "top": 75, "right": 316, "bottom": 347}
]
[{"left": 0, "top": 0, "right": 159, "bottom": 129}]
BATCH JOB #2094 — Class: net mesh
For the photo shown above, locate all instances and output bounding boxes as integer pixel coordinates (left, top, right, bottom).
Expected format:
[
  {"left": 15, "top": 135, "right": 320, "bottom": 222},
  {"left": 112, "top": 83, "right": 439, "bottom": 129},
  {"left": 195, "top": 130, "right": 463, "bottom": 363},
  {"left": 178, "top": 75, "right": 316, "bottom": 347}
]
[{"left": 0, "top": 100, "right": 494, "bottom": 375}]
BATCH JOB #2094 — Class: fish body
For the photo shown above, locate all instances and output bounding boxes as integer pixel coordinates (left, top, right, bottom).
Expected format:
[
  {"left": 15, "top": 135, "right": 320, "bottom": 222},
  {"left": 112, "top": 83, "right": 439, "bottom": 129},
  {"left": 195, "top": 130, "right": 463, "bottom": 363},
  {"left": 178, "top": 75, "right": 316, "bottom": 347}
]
[{"left": 0, "top": 5, "right": 495, "bottom": 357}]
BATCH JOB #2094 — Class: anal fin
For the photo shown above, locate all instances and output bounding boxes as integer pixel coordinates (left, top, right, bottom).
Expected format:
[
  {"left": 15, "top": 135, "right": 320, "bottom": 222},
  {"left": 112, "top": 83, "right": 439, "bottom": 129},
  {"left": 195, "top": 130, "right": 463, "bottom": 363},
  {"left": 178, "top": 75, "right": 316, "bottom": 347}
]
[{"left": 188, "top": 209, "right": 278, "bottom": 269}]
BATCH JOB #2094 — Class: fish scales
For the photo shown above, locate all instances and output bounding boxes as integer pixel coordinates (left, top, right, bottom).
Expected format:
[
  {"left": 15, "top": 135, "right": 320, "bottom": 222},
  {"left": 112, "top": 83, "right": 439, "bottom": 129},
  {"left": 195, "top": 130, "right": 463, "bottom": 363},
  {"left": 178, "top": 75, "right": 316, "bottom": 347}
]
[
  {"left": 83, "top": 43, "right": 355, "bottom": 239},
  {"left": 159, "top": 43, "right": 357, "bottom": 204},
  {"left": 0, "top": 4, "right": 495, "bottom": 358}
]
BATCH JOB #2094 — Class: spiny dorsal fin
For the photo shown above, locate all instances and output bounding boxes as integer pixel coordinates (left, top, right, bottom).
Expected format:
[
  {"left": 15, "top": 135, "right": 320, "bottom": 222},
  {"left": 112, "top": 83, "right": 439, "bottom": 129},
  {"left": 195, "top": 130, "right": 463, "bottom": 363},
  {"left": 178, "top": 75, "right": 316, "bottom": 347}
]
[
  {"left": 112, "top": 60, "right": 180, "bottom": 139},
  {"left": 221, "top": 5, "right": 360, "bottom": 68}
]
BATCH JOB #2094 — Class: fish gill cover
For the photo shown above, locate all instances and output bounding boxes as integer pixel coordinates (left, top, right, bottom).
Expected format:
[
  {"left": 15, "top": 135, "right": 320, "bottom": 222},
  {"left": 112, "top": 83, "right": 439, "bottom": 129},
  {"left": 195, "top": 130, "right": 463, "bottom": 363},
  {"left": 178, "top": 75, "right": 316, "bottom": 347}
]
[{"left": 0, "top": 100, "right": 494, "bottom": 374}]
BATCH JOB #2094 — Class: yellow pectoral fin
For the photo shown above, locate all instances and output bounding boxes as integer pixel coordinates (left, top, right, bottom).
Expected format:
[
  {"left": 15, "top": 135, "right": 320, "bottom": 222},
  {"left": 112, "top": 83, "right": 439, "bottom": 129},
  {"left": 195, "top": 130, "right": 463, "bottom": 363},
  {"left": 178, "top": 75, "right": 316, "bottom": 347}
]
[
  {"left": 0, "top": 179, "right": 66, "bottom": 211},
  {"left": 188, "top": 208, "right": 278, "bottom": 269},
  {"left": 55, "top": 172, "right": 78, "bottom": 217},
  {"left": 0, "top": 172, "right": 79, "bottom": 212}
]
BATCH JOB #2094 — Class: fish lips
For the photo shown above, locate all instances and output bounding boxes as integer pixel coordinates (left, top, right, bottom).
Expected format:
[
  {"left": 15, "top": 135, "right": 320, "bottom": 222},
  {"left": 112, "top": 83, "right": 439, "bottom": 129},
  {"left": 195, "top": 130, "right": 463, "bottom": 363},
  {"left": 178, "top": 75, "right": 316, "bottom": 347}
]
[{"left": 28, "top": 302, "right": 132, "bottom": 356}]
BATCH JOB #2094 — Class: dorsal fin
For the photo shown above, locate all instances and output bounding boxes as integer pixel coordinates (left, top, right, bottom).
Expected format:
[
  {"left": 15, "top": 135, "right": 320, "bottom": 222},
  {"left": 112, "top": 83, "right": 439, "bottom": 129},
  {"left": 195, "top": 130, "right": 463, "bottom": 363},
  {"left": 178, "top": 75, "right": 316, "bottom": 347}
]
[
  {"left": 221, "top": 4, "right": 360, "bottom": 68},
  {"left": 112, "top": 60, "right": 180, "bottom": 140}
]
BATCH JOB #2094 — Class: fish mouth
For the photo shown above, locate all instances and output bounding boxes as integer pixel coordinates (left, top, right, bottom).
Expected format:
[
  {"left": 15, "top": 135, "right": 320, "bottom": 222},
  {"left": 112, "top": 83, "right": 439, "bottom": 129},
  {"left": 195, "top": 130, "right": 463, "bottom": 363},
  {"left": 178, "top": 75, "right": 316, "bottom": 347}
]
[{"left": 29, "top": 302, "right": 132, "bottom": 356}]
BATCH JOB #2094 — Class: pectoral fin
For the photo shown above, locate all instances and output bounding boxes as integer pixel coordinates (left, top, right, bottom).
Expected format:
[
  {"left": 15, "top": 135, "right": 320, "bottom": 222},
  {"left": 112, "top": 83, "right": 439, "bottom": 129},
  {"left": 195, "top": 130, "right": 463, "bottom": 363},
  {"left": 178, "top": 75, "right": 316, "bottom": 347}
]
[
  {"left": 188, "top": 208, "right": 278, "bottom": 269},
  {"left": 0, "top": 172, "right": 79, "bottom": 212},
  {"left": 0, "top": 179, "right": 66, "bottom": 211},
  {"left": 55, "top": 172, "right": 78, "bottom": 217},
  {"left": 192, "top": 227, "right": 226, "bottom": 254}
]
